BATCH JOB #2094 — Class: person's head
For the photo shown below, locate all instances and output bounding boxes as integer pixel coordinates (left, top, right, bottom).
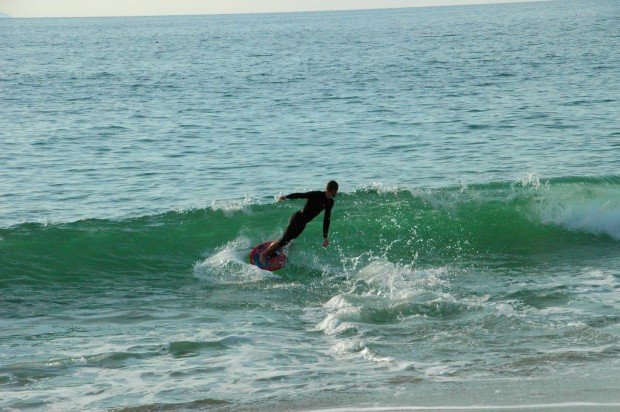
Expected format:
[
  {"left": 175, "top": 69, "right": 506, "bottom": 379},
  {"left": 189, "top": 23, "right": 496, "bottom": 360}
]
[{"left": 326, "top": 180, "right": 339, "bottom": 198}]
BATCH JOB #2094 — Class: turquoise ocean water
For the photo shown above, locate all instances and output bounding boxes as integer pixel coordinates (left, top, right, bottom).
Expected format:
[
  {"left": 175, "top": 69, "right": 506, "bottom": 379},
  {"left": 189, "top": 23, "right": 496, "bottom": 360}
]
[{"left": 1, "top": 0, "right": 619, "bottom": 410}]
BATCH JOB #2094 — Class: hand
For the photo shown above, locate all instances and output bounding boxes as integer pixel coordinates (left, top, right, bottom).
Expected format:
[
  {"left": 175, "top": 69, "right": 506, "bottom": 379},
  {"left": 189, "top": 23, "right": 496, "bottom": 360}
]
[
  {"left": 322, "top": 238, "right": 329, "bottom": 247},
  {"left": 277, "top": 195, "right": 286, "bottom": 202}
]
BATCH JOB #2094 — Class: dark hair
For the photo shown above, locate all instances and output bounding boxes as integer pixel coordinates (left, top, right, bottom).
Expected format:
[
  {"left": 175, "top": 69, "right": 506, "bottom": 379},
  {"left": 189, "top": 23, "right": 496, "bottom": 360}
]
[{"left": 326, "top": 180, "right": 339, "bottom": 191}]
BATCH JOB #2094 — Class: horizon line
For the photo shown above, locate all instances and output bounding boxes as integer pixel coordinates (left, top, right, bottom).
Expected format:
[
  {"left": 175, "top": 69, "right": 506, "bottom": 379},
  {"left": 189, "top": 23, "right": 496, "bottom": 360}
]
[{"left": 0, "top": 0, "right": 544, "bottom": 20}]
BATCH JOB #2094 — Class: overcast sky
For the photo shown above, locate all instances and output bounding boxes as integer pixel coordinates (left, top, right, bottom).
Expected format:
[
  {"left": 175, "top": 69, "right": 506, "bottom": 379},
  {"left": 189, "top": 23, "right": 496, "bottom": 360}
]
[{"left": 1, "top": 0, "right": 539, "bottom": 18}]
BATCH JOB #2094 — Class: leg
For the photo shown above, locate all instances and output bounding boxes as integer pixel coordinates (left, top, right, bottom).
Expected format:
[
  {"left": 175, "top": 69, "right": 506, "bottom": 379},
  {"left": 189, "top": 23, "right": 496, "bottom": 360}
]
[
  {"left": 260, "top": 212, "right": 306, "bottom": 265},
  {"left": 259, "top": 241, "right": 281, "bottom": 265}
]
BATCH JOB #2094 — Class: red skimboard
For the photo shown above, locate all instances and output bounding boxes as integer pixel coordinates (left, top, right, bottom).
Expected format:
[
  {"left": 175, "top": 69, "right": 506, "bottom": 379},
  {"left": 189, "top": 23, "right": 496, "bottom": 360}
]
[{"left": 249, "top": 241, "right": 287, "bottom": 271}]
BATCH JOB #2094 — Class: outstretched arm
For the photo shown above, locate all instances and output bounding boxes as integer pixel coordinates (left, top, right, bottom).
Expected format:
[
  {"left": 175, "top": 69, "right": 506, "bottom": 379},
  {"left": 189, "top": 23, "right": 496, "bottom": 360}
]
[
  {"left": 322, "top": 203, "right": 332, "bottom": 247},
  {"left": 281, "top": 192, "right": 313, "bottom": 200}
]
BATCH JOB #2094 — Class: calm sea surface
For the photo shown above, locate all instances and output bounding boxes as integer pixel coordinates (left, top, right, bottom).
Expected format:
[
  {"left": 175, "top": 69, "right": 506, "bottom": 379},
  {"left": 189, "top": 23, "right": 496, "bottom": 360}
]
[{"left": 1, "top": 1, "right": 619, "bottom": 410}]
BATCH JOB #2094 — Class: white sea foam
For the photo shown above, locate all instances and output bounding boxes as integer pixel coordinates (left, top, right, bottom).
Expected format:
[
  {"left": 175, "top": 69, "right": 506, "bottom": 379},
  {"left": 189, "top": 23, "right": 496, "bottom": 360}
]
[
  {"left": 316, "top": 296, "right": 360, "bottom": 336},
  {"left": 354, "top": 260, "right": 449, "bottom": 299},
  {"left": 317, "top": 260, "right": 461, "bottom": 367},
  {"left": 360, "top": 347, "right": 396, "bottom": 365},
  {"left": 423, "top": 363, "right": 460, "bottom": 379},
  {"left": 317, "top": 315, "right": 359, "bottom": 336},
  {"left": 330, "top": 338, "right": 397, "bottom": 367},
  {"left": 354, "top": 181, "right": 405, "bottom": 195},
  {"left": 493, "top": 302, "right": 517, "bottom": 316},
  {"left": 209, "top": 195, "right": 258, "bottom": 214},
  {"left": 193, "top": 236, "right": 279, "bottom": 283},
  {"left": 533, "top": 185, "right": 620, "bottom": 240},
  {"left": 515, "top": 172, "right": 545, "bottom": 190}
]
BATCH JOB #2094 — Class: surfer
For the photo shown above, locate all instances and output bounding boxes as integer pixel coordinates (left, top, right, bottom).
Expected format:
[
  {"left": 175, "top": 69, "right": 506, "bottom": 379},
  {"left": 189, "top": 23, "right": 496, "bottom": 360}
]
[{"left": 260, "top": 180, "right": 339, "bottom": 265}]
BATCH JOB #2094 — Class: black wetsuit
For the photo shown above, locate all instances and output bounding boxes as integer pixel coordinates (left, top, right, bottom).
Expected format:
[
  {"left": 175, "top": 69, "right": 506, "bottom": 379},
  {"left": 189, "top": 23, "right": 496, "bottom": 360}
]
[{"left": 277, "top": 191, "right": 334, "bottom": 247}]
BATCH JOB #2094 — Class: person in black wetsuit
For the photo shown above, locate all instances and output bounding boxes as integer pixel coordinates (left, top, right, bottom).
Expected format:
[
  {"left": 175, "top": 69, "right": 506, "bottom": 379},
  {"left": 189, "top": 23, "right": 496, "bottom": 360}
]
[{"left": 260, "top": 180, "right": 339, "bottom": 265}]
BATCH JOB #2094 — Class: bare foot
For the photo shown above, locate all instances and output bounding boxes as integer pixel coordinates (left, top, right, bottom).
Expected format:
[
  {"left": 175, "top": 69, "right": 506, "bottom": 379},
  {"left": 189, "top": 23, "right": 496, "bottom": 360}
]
[{"left": 259, "top": 252, "right": 267, "bottom": 266}]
